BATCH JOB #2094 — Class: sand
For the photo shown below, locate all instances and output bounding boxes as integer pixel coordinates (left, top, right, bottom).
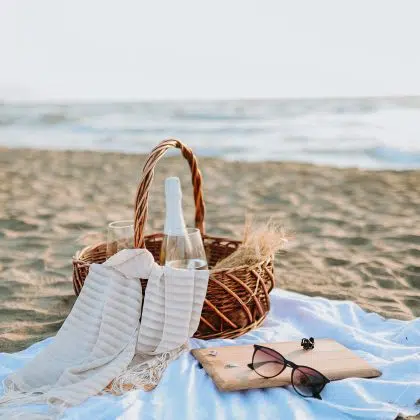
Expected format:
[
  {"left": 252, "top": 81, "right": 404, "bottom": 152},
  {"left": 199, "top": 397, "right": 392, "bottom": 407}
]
[{"left": 0, "top": 147, "right": 419, "bottom": 354}]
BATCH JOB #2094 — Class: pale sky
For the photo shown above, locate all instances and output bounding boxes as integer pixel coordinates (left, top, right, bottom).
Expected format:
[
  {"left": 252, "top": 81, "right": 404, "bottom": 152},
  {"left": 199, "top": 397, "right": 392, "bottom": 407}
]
[{"left": 1, "top": 0, "right": 420, "bottom": 101}]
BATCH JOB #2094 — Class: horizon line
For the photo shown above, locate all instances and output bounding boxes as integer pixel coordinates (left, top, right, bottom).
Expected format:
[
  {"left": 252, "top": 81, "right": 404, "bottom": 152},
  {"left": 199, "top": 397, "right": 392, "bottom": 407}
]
[{"left": 2, "top": 93, "right": 420, "bottom": 105}]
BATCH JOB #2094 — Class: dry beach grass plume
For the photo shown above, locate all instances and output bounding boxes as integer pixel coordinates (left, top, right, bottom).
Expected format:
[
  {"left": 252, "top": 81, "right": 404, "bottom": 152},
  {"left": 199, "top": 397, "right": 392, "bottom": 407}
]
[{"left": 213, "top": 216, "right": 293, "bottom": 270}]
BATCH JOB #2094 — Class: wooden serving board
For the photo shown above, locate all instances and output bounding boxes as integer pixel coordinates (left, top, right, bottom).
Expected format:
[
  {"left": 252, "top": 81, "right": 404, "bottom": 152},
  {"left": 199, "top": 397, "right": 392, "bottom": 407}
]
[{"left": 191, "top": 339, "right": 381, "bottom": 392}]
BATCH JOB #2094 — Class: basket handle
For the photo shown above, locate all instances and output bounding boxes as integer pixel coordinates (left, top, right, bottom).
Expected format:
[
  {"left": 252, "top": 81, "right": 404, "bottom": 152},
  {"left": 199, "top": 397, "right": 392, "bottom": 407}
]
[{"left": 134, "top": 138, "right": 206, "bottom": 248}]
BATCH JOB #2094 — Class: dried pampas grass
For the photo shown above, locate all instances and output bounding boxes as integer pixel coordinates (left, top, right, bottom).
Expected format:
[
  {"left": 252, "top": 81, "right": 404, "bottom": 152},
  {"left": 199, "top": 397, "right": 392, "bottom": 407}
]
[{"left": 213, "top": 216, "right": 292, "bottom": 270}]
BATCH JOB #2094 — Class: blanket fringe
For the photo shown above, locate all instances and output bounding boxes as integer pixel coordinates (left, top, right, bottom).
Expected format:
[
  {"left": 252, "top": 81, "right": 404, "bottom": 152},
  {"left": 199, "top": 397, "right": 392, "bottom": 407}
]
[
  {"left": 0, "top": 378, "right": 46, "bottom": 407},
  {"left": 0, "top": 377, "right": 60, "bottom": 419},
  {"left": 106, "top": 344, "right": 188, "bottom": 395}
]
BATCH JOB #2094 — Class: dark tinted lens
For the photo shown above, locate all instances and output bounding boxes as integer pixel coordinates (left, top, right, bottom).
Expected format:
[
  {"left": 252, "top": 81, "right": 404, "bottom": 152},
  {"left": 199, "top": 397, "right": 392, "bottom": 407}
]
[
  {"left": 292, "top": 367, "right": 326, "bottom": 397},
  {"left": 252, "top": 347, "right": 285, "bottom": 378}
]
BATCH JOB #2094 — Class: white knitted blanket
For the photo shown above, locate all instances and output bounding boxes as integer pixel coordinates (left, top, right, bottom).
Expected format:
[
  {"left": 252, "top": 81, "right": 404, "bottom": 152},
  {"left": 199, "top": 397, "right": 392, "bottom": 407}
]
[{"left": 0, "top": 248, "right": 209, "bottom": 417}]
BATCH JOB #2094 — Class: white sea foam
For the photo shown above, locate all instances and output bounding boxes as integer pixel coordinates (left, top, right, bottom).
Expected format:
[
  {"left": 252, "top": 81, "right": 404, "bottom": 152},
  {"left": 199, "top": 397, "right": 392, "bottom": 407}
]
[{"left": 1, "top": 97, "right": 420, "bottom": 169}]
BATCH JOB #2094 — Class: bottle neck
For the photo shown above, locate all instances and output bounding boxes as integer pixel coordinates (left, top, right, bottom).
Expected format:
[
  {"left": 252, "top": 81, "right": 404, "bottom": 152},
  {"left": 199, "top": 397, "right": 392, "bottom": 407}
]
[
  {"left": 164, "top": 197, "right": 187, "bottom": 236},
  {"left": 164, "top": 178, "right": 187, "bottom": 236}
]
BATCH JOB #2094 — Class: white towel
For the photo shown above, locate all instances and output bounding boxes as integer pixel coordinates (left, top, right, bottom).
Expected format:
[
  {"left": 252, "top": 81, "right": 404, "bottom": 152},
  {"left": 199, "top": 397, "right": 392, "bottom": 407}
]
[
  {"left": 0, "top": 248, "right": 209, "bottom": 417},
  {"left": 138, "top": 265, "right": 209, "bottom": 354},
  {"left": 109, "top": 254, "right": 209, "bottom": 395}
]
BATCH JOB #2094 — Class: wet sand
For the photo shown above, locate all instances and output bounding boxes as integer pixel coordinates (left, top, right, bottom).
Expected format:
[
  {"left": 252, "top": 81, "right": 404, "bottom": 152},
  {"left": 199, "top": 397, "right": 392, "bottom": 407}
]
[{"left": 0, "top": 148, "right": 419, "bottom": 353}]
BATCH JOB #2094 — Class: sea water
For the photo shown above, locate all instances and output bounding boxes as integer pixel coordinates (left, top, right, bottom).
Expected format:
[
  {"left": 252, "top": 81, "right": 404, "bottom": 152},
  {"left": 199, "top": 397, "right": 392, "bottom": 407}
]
[{"left": 1, "top": 97, "right": 420, "bottom": 170}]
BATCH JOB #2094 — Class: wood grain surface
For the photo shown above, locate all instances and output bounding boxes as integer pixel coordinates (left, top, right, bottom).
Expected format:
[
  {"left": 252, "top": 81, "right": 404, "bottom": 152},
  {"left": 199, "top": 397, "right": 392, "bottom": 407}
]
[{"left": 191, "top": 339, "right": 381, "bottom": 392}]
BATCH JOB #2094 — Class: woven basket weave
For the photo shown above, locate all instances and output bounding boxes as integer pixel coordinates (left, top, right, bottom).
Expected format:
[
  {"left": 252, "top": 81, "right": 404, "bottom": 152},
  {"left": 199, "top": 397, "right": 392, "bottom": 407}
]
[{"left": 72, "top": 139, "right": 274, "bottom": 340}]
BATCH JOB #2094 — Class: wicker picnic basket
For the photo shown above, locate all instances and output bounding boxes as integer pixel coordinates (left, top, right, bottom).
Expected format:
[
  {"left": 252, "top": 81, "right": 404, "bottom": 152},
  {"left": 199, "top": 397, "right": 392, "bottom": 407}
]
[{"left": 72, "top": 139, "right": 274, "bottom": 339}]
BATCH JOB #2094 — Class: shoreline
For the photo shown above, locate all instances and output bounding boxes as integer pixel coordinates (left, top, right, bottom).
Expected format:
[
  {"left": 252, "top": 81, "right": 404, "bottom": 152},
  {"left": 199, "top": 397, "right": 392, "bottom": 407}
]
[
  {"left": 0, "top": 147, "right": 419, "bottom": 353},
  {"left": 1, "top": 146, "right": 419, "bottom": 172}
]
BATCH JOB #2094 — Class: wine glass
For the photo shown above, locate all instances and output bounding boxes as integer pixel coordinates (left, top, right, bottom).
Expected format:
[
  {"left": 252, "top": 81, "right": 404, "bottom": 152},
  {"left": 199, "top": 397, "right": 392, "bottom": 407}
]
[
  {"left": 106, "top": 220, "right": 134, "bottom": 259},
  {"left": 161, "top": 227, "right": 208, "bottom": 270}
]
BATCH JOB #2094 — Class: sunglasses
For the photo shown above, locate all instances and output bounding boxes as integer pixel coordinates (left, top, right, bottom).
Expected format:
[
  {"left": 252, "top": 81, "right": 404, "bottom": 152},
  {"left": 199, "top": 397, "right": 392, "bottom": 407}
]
[{"left": 247, "top": 344, "right": 330, "bottom": 399}]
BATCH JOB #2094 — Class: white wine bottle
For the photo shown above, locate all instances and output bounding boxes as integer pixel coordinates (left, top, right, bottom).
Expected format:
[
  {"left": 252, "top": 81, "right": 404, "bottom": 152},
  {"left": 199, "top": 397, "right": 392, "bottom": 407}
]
[{"left": 160, "top": 177, "right": 208, "bottom": 270}]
